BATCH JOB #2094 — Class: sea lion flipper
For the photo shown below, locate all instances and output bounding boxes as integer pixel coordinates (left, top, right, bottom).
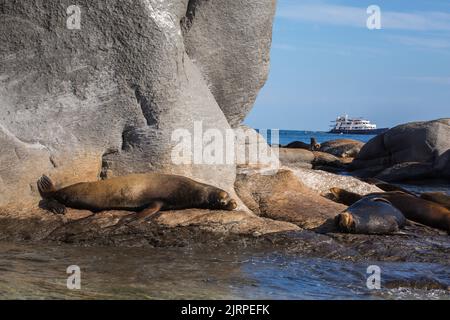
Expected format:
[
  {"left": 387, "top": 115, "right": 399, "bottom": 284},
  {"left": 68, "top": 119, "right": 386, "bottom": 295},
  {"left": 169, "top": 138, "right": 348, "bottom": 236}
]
[
  {"left": 37, "top": 175, "right": 57, "bottom": 199},
  {"left": 135, "top": 201, "right": 164, "bottom": 221},
  {"left": 117, "top": 201, "right": 164, "bottom": 227}
]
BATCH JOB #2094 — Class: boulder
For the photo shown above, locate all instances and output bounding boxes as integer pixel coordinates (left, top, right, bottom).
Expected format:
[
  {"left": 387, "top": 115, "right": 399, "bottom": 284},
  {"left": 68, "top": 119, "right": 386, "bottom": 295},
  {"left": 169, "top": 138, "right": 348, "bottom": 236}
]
[
  {"left": 434, "top": 150, "right": 450, "bottom": 179},
  {"left": 319, "top": 139, "right": 364, "bottom": 158},
  {"left": 278, "top": 148, "right": 315, "bottom": 169},
  {"left": 290, "top": 167, "right": 383, "bottom": 197},
  {"left": 351, "top": 118, "right": 450, "bottom": 181},
  {"left": 0, "top": 0, "right": 277, "bottom": 207},
  {"left": 312, "top": 151, "right": 346, "bottom": 169},
  {"left": 375, "top": 162, "right": 435, "bottom": 182},
  {"left": 182, "top": 0, "right": 276, "bottom": 127},
  {"left": 235, "top": 169, "right": 346, "bottom": 229}
]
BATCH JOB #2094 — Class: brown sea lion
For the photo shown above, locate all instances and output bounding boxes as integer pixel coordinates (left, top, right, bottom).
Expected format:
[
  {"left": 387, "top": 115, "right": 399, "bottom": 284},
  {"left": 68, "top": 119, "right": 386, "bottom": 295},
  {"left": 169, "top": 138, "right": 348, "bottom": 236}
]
[
  {"left": 361, "top": 178, "right": 415, "bottom": 195},
  {"left": 330, "top": 188, "right": 450, "bottom": 233},
  {"left": 335, "top": 197, "right": 406, "bottom": 234},
  {"left": 38, "top": 173, "right": 237, "bottom": 223},
  {"left": 420, "top": 192, "right": 450, "bottom": 210},
  {"left": 310, "top": 137, "right": 321, "bottom": 151}
]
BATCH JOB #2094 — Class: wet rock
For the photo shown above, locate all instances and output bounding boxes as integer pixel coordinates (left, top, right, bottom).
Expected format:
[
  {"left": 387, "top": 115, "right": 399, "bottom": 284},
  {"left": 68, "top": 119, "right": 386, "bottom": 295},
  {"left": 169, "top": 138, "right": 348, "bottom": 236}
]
[
  {"left": 235, "top": 169, "right": 346, "bottom": 229},
  {"left": 0, "top": 205, "right": 299, "bottom": 246},
  {"left": 325, "top": 223, "right": 450, "bottom": 263},
  {"left": 319, "top": 139, "right": 364, "bottom": 158}
]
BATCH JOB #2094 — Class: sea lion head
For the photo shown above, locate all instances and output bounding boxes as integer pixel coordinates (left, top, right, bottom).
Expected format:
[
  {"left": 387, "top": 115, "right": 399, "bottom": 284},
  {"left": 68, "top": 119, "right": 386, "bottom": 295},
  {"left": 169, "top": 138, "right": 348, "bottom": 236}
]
[
  {"left": 335, "top": 212, "right": 355, "bottom": 232},
  {"left": 208, "top": 190, "right": 238, "bottom": 211}
]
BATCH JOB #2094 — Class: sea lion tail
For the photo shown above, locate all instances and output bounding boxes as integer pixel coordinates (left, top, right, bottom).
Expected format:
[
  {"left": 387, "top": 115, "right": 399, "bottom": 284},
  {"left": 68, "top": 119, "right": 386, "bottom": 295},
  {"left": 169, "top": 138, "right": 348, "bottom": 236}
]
[{"left": 37, "top": 175, "right": 57, "bottom": 199}]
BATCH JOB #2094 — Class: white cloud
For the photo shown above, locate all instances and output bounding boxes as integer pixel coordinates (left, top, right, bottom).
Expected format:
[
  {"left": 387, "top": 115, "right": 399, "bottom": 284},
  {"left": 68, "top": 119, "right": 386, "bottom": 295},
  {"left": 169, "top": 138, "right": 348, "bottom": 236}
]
[{"left": 277, "top": 3, "right": 450, "bottom": 31}]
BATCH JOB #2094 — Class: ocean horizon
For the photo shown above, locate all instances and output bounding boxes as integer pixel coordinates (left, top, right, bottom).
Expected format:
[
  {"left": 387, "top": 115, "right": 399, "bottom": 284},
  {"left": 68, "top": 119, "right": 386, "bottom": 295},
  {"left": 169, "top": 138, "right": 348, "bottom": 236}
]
[{"left": 255, "top": 129, "right": 376, "bottom": 146}]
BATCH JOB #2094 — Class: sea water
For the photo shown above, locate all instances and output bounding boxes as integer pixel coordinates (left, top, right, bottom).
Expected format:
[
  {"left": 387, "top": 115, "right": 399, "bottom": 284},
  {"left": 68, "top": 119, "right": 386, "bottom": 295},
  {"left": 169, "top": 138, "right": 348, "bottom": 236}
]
[
  {"left": 259, "top": 130, "right": 376, "bottom": 146},
  {"left": 0, "top": 242, "right": 448, "bottom": 300}
]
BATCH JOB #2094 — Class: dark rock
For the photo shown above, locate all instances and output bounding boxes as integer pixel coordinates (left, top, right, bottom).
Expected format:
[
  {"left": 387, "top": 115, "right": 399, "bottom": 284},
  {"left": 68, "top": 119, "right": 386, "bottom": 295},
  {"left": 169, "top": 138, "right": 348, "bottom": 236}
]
[
  {"left": 284, "top": 141, "right": 311, "bottom": 150},
  {"left": 350, "top": 119, "right": 450, "bottom": 181},
  {"left": 375, "top": 162, "right": 435, "bottom": 182}
]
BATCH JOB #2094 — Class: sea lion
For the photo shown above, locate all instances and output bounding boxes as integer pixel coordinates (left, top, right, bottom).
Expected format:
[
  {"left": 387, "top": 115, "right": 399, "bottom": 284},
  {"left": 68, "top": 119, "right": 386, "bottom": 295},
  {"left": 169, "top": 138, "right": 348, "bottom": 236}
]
[
  {"left": 330, "top": 188, "right": 450, "bottom": 233},
  {"left": 335, "top": 197, "right": 406, "bottom": 234},
  {"left": 361, "top": 178, "right": 415, "bottom": 195},
  {"left": 283, "top": 137, "right": 320, "bottom": 151},
  {"left": 420, "top": 192, "right": 450, "bottom": 210},
  {"left": 310, "top": 137, "right": 321, "bottom": 151},
  {"left": 38, "top": 173, "right": 237, "bottom": 222}
]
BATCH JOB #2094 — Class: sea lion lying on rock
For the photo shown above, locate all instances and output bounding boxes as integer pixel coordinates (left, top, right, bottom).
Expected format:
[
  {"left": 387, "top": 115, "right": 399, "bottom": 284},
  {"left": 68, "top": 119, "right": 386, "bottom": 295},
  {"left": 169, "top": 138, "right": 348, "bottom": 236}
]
[
  {"left": 330, "top": 188, "right": 450, "bottom": 233},
  {"left": 361, "top": 178, "right": 416, "bottom": 195},
  {"left": 335, "top": 197, "right": 406, "bottom": 234},
  {"left": 420, "top": 192, "right": 450, "bottom": 210},
  {"left": 38, "top": 173, "right": 237, "bottom": 223}
]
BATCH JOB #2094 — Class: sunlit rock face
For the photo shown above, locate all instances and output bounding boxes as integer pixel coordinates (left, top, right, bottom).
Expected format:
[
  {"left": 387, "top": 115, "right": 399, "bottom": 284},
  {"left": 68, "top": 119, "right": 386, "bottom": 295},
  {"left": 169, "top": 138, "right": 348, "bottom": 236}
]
[
  {"left": 0, "top": 0, "right": 276, "bottom": 206},
  {"left": 182, "top": 0, "right": 276, "bottom": 128}
]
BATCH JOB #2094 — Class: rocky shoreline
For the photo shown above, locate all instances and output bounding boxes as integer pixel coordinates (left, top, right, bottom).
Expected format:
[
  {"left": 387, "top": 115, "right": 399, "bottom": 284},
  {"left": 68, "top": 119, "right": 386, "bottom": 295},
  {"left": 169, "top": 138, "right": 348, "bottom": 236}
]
[{"left": 0, "top": 165, "right": 448, "bottom": 268}]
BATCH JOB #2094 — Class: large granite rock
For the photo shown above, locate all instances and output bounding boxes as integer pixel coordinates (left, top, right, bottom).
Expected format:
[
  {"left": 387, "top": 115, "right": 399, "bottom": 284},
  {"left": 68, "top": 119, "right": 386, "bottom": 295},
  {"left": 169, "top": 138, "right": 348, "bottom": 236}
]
[
  {"left": 235, "top": 169, "right": 346, "bottom": 229},
  {"left": 182, "top": 0, "right": 276, "bottom": 127},
  {"left": 351, "top": 119, "right": 450, "bottom": 181},
  {"left": 0, "top": 0, "right": 277, "bottom": 206}
]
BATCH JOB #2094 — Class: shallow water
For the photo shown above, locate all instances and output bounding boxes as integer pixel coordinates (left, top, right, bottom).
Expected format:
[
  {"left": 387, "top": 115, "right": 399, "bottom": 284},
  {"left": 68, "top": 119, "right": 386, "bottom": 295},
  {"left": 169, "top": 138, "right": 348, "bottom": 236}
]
[{"left": 0, "top": 242, "right": 448, "bottom": 300}]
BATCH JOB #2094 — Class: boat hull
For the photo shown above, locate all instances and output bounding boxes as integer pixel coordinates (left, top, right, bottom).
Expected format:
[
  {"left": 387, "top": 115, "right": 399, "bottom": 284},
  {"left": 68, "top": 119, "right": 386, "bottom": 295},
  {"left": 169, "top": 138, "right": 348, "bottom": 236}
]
[{"left": 328, "top": 128, "right": 389, "bottom": 135}]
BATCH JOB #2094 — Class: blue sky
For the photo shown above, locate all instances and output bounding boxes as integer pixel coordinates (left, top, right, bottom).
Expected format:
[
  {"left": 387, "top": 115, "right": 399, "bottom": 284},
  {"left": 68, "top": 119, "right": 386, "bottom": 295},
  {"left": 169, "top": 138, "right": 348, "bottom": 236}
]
[{"left": 244, "top": 0, "right": 450, "bottom": 131}]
